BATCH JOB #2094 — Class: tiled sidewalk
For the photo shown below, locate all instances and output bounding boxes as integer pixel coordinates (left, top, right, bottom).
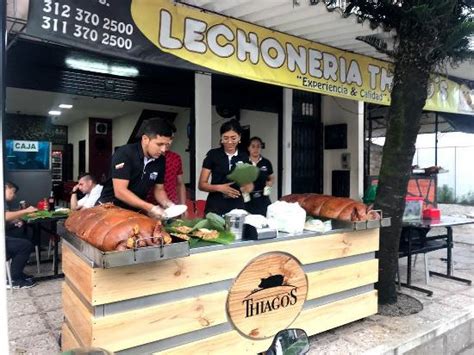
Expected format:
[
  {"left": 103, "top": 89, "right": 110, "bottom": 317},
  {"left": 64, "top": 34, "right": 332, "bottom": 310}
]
[{"left": 6, "top": 204, "right": 474, "bottom": 354}]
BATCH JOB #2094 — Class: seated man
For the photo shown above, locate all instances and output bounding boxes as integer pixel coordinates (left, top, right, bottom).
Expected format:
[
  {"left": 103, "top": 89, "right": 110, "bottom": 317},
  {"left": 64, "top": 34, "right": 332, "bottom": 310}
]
[
  {"left": 70, "top": 173, "right": 103, "bottom": 210},
  {"left": 4, "top": 181, "right": 38, "bottom": 289}
]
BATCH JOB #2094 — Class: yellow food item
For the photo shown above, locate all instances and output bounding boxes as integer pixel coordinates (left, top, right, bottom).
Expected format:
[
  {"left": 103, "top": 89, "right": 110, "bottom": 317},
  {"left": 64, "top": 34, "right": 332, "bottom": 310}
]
[
  {"left": 174, "top": 225, "right": 193, "bottom": 234},
  {"left": 192, "top": 228, "right": 219, "bottom": 240},
  {"left": 170, "top": 233, "right": 190, "bottom": 241}
]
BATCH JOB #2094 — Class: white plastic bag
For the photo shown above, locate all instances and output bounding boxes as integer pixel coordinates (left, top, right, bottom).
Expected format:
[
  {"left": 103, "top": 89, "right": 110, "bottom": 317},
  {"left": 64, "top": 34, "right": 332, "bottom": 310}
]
[{"left": 266, "top": 201, "right": 306, "bottom": 234}]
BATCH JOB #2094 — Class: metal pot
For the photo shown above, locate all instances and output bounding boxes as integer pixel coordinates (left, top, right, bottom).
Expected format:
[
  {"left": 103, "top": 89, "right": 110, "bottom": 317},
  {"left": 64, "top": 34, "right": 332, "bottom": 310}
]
[{"left": 225, "top": 213, "right": 247, "bottom": 240}]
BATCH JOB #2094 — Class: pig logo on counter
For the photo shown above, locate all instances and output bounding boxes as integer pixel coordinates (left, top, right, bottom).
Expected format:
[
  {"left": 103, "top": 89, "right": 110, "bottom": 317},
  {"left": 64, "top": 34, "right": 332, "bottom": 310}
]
[
  {"left": 259, "top": 275, "right": 284, "bottom": 289},
  {"left": 227, "top": 252, "right": 308, "bottom": 340}
]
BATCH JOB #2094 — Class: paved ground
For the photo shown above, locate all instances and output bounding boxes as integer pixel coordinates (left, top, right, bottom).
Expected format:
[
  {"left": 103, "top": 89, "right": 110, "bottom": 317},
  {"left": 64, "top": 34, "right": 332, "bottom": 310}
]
[{"left": 6, "top": 204, "right": 474, "bottom": 354}]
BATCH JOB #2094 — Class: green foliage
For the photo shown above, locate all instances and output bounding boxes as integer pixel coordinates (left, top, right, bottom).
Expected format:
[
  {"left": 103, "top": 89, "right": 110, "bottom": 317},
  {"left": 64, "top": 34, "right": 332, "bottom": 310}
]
[
  {"left": 227, "top": 163, "right": 259, "bottom": 185},
  {"left": 206, "top": 212, "right": 226, "bottom": 231},
  {"left": 328, "top": 0, "right": 474, "bottom": 70},
  {"left": 166, "top": 217, "right": 235, "bottom": 247},
  {"left": 459, "top": 192, "right": 474, "bottom": 206},
  {"left": 437, "top": 184, "right": 456, "bottom": 203}
]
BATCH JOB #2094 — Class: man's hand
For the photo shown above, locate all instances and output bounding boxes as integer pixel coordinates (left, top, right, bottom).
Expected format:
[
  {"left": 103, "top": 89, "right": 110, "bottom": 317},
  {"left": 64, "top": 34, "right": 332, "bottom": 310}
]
[
  {"left": 72, "top": 184, "right": 80, "bottom": 193},
  {"left": 148, "top": 205, "right": 165, "bottom": 219},
  {"left": 24, "top": 206, "right": 38, "bottom": 214}
]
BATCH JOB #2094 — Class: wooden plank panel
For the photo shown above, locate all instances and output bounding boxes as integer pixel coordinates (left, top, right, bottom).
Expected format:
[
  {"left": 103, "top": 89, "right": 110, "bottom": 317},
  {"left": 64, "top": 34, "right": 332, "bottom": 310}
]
[
  {"left": 92, "top": 291, "right": 228, "bottom": 352},
  {"left": 61, "top": 321, "right": 82, "bottom": 351},
  {"left": 161, "top": 291, "right": 377, "bottom": 355},
  {"left": 89, "top": 260, "right": 376, "bottom": 351},
  {"left": 62, "top": 244, "right": 93, "bottom": 303},
  {"left": 62, "top": 282, "right": 93, "bottom": 345},
  {"left": 92, "top": 229, "right": 379, "bottom": 305},
  {"left": 307, "top": 259, "right": 378, "bottom": 299}
]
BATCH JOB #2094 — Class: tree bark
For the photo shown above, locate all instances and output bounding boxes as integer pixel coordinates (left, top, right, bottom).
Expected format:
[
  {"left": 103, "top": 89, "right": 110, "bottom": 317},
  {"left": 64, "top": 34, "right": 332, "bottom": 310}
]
[{"left": 375, "top": 60, "right": 430, "bottom": 304}]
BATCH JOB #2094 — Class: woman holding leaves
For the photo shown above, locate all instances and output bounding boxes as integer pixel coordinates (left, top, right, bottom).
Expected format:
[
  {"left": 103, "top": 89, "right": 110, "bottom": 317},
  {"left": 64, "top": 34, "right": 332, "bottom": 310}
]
[
  {"left": 198, "top": 119, "right": 254, "bottom": 215},
  {"left": 245, "top": 136, "right": 274, "bottom": 216}
]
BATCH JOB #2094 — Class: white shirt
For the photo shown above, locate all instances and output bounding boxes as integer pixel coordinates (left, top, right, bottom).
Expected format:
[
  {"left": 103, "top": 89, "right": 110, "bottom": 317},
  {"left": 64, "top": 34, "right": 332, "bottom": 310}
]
[
  {"left": 78, "top": 184, "right": 103, "bottom": 209},
  {"left": 226, "top": 150, "right": 238, "bottom": 171}
]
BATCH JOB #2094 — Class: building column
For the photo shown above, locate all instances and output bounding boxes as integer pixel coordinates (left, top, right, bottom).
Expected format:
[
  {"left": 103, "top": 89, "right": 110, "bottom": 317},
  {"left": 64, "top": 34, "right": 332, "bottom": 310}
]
[
  {"left": 356, "top": 101, "right": 364, "bottom": 199},
  {"left": 0, "top": 0, "right": 10, "bottom": 352},
  {"left": 282, "top": 88, "right": 292, "bottom": 196},
  {"left": 194, "top": 72, "right": 212, "bottom": 201}
]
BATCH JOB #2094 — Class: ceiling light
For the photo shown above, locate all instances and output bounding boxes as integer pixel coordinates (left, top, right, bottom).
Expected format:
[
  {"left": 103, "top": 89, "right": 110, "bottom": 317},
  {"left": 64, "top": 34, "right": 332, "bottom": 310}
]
[
  {"left": 48, "top": 110, "right": 61, "bottom": 116},
  {"left": 65, "top": 57, "right": 139, "bottom": 77},
  {"left": 59, "top": 104, "right": 73, "bottom": 109}
]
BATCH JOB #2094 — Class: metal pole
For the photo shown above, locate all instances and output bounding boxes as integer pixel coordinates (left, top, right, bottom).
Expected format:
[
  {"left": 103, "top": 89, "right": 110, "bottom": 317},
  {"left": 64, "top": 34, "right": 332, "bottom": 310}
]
[
  {"left": 435, "top": 113, "right": 438, "bottom": 166},
  {"left": 434, "top": 113, "right": 438, "bottom": 206},
  {"left": 0, "top": 0, "right": 11, "bottom": 352},
  {"left": 366, "top": 106, "right": 372, "bottom": 190}
]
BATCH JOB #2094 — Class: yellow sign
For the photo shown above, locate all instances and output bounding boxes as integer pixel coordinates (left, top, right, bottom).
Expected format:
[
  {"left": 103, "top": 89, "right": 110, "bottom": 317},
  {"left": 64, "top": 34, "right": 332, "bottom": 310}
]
[
  {"left": 226, "top": 252, "right": 308, "bottom": 339},
  {"left": 131, "top": 0, "right": 473, "bottom": 115}
]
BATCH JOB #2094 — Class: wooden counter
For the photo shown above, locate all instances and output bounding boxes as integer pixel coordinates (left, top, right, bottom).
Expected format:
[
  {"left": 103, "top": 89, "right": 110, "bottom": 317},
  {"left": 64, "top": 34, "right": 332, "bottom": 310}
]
[{"left": 61, "top": 228, "right": 379, "bottom": 354}]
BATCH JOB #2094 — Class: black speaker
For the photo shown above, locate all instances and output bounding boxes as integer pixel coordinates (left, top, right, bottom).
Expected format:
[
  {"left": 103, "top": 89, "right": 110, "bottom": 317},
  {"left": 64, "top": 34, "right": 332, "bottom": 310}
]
[{"left": 95, "top": 122, "right": 108, "bottom": 135}]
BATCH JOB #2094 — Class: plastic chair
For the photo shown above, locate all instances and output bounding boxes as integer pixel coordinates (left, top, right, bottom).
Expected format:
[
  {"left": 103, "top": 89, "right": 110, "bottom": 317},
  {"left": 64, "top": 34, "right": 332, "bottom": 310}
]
[
  {"left": 185, "top": 199, "right": 196, "bottom": 219},
  {"left": 195, "top": 200, "right": 206, "bottom": 218}
]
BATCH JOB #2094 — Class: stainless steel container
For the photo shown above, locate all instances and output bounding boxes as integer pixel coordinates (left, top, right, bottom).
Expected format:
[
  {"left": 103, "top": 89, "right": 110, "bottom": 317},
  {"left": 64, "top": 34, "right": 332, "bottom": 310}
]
[{"left": 225, "top": 213, "right": 247, "bottom": 240}]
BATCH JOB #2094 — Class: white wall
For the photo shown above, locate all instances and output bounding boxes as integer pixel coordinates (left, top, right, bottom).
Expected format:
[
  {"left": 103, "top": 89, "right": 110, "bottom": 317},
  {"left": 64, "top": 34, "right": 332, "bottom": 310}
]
[
  {"left": 211, "top": 107, "right": 279, "bottom": 202},
  {"left": 68, "top": 118, "right": 89, "bottom": 180},
  {"left": 172, "top": 108, "right": 191, "bottom": 184},
  {"left": 112, "top": 111, "right": 141, "bottom": 148},
  {"left": 321, "top": 97, "right": 364, "bottom": 200}
]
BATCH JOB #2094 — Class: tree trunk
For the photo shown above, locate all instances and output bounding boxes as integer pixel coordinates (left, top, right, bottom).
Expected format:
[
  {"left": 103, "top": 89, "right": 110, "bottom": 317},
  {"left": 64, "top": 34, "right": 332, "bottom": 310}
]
[{"left": 375, "top": 61, "right": 430, "bottom": 304}]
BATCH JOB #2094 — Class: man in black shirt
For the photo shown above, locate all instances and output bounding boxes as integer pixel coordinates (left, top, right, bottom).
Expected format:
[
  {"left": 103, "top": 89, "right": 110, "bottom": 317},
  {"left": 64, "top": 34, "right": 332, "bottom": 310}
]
[
  {"left": 98, "top": 119, "right": 175, "bottom": 219},
  {"left": 4, "top": 181, "right": 38, "bottom": 289}
]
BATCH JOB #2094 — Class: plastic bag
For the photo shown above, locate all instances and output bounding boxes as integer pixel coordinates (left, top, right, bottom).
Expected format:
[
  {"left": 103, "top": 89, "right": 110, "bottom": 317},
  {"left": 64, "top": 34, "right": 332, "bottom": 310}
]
[{"left": 266, "top": 201, "right": 306, "bottom": 234}]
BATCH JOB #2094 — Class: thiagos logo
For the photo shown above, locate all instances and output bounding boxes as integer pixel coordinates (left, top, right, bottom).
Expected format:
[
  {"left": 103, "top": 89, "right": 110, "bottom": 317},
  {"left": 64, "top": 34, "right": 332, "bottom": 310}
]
[
  {"left": 227, "top": 252, "right": 308, "bottom": 339},
  {"left": 243, "top": 274, "right": 298, "bottom": 318}
]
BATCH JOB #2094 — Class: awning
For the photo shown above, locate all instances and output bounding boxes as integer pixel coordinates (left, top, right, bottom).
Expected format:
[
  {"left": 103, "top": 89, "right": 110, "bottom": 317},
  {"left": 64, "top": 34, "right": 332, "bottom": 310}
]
[{"left": 7, "top": 0, "right": 474, "bottom": 115}]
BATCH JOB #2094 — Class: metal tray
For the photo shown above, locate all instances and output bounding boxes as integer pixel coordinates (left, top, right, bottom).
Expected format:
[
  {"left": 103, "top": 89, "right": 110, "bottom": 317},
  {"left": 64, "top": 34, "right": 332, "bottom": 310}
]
[
  {"left": 61, "top": 231, "right": 190, "bottom": 268},
  {"left": 331, "top": 216, "right": 391, "bottom": 231}
]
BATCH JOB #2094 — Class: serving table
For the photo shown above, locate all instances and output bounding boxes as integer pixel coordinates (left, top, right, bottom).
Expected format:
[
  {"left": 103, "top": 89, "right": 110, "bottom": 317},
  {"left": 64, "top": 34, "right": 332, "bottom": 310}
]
[{"left": 61, "top": 220, "right": 387, "bottom": 354}]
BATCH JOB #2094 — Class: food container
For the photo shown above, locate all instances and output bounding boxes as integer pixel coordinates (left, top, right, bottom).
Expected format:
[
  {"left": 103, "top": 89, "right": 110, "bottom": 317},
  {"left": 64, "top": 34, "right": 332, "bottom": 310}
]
[
  {"left": 403, "top": 196, "right": 424, "bottom": 221},
  {"left": 225, "top": 212, "right": 247, "bottom": 240},
  {"left": 423, "top": 208, "right": 441, "bottom": 220}
]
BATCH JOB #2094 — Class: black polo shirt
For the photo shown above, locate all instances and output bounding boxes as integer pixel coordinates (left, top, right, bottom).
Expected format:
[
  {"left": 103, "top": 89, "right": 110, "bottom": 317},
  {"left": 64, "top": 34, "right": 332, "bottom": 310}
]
[
  {"left": 252, "top": 156, "right": 274, "bottom": 193},
  {"left": 202, "top": 147, "right": 249, "bottom": 215},
  {"left": 99, "top": 142, "right": 165, "bottom": 210}
]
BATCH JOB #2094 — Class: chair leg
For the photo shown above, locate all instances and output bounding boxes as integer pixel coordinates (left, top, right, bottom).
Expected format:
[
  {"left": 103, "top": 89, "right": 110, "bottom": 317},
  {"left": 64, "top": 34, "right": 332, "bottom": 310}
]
[
  {"left": 47, "top": 238, "right": 52, "bottom": 258},
  {"left": 424, "top": 253, "right": 430, "bottom": 285},
  {"left": 35, "top": 245, "right": 41, "bottom": 274},
  {"left": 52, "top": 240, "right": 60, "bottom": 272},
  {"left": 6, "top": 260, "right": 12, "bottom": 289},
  {"left": 413, "top": 254, "right": 418, "bottom": 267},
  {"left": 396, "top": 259, "right": 401, "bottom": 290}
]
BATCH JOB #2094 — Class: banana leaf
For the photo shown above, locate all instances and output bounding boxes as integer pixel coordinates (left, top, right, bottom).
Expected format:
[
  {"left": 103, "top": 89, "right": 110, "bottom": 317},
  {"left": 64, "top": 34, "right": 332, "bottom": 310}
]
[
  {"left": 227, "top": 163, "right": 259, "bottom": 186},
  {"left": 205, "top": 212, "right": 225, "bottom": 231},
  {"left": 189, "top": 230, "right": 235, "bottom": 248},
  {"left": 22, "top": 211, "right": 53, "bottom": 221}
]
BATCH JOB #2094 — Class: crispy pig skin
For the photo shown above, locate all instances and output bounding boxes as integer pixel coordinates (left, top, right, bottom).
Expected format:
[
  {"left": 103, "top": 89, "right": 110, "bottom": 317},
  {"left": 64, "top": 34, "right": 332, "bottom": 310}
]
[
  {"left": 64, "top": 204, "right": 172, "bottom": 251},
  {"left": 280, "top": 193, "right": 379, "bottom": 222}
]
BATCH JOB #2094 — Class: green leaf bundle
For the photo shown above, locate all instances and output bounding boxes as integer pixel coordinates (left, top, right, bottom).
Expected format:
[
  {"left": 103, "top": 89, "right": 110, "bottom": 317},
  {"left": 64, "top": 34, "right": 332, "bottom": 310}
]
[{"left": 226, "top": 163, "right": 259, "bottom": 186}]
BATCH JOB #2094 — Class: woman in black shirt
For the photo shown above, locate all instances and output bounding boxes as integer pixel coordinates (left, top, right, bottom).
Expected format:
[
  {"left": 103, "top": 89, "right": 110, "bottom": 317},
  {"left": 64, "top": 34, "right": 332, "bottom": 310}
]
[
  {"left": 198, "top": 119, "right": 252, "bottom": 215},
  {"left": 244, "top": 136, "right": 274, "bottom": 216}
]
